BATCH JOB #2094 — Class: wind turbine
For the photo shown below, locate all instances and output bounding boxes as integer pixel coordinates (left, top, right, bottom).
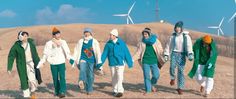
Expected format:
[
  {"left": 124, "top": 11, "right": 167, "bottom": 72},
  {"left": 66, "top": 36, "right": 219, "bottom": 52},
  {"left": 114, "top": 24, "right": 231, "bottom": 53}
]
[
  {"left": 113, "top": 2, "right": 136, "bottom": 24},
  {"left": 228, "top": 0, "right": 236, "bottom": 22},
  {"left": 208, "top": 17, "right": 225, "bottom": 36}
]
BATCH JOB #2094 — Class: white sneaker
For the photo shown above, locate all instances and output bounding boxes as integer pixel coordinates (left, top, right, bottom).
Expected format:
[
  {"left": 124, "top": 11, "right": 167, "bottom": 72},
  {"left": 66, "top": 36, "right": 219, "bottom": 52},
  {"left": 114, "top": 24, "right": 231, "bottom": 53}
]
[
  {"left": 23, "top": 89, "right": 31, "bottom": 98},
  {"left": 78, "top": 81, "right": 84, "bottom": 90}
]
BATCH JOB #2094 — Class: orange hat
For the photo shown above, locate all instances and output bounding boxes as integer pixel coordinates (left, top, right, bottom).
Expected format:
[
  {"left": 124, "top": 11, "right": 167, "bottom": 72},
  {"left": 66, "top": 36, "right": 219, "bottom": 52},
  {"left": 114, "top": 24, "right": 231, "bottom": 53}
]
[
  {"left": 52, "top": 27, "right": 60, "bottom": 35},
  {"left": 203, "top": 35, "right": 212, "bottom": 44}
]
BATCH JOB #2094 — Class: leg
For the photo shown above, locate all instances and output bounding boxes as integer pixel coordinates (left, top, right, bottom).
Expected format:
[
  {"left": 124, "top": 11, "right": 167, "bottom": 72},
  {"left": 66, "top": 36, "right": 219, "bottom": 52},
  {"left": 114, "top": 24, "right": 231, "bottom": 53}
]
[
  {"left": 50, "top": 64, "right": 59, "bottom": 95},
  {"left": 110, "top": 67, "right": 118, "bottom": 93},
  {"left": 205, "top": 77, "right": 214, "bottom": 95},
  {"left": 170, "top": 53, "right": 177, "bottom": 85},
  {"left": 26, "top": 62, "right": 38, "bottom": 92},
  {"left": 58, "top": 63, "right": 66, "bottom": 95},
  {"left": 78, "top": 61, "right": 87, "bottom": 89},
  {"left": 142, "top": 64, "right": 151, "bottom": 93},
  {"left": 150, "top": 64, "right": 160, "bottom": 92},
  {"left": 116, "top": 66, "right": 125, "bottom": 93},
  {"left": 86, "top": 62, "right": 95, "bottom": 93}
]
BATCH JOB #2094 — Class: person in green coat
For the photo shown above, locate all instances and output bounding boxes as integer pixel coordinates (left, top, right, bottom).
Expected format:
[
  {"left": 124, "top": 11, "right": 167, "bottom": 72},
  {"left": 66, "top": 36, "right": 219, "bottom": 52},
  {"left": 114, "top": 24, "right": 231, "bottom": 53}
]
[
  {"left": 188, "top": 35, "right": 218, "bottom": 97},
  {"left": 7, "top": 31, "right": 42, "bottom": 98}
]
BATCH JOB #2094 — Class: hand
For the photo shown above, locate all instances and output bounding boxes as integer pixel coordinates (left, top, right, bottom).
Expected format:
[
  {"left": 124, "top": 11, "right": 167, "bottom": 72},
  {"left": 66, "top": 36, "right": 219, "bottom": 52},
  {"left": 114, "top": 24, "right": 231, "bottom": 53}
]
[
  {"left": 164, "top": 55, "right": 168, "bottom": 62},
  {"left": 96, "top": 64, "right": 102, "bottom": 70},
  {"left": 7, "top": 71, "right": 11, "bottom": 75},
  {"left": 188, "top": 53, "right": 194, "bottom": 61},
  {"left": 208, "top": 63, "right": 213, "bottom": 69}
]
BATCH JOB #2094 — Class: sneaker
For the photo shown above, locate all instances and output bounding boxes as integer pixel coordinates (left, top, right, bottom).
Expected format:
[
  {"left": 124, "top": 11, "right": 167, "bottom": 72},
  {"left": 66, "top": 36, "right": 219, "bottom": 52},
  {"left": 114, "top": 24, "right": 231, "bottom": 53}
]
[
  {"left": 114, "top": 93, "right": 123, "bottom": 97},
  {"left": 58, "top": 93, "right": 65, "bottom": 98},
  {"left": 170, "top": 79, "right": 175, "bottom": 86},
  {"left": 78, "top": 81, "right": 85, "bottom": 90},
  {"left": 143, "top": 92, "right": 151, "bottom": 96},
  {"left": 176, "top": 89, "right": 183, "bottom": 95}
]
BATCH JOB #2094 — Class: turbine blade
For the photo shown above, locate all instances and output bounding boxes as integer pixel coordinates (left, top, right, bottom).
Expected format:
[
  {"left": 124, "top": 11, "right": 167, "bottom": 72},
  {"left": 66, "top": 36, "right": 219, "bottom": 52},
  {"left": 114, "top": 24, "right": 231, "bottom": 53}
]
[
  {"left": 128, "top": 16, "right": 134, "bottom": 24},
  {"left": 219, "top": 17, "right": 224, "bottom": 27},
  {"left": 228, "top": 12, "right": 236, "bottom": 22},
  {"left": 208, "top": 26, "right": 218, "bottom": 29},
  {"left": 128, "top": 2, "right": 136, "bottom": 14},
  {"left": 113, "top": 14, "right": 128, "bottom": 16}
]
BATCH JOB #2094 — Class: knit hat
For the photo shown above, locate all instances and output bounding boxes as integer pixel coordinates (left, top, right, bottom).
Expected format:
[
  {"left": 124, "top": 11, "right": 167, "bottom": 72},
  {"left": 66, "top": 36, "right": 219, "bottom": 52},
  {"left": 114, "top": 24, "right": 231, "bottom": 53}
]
[
  {"left": 84, "top": 28, "right": 92, "bottom": 34},
  {"left": 142, "top": 28, "right": 151, "bottom": 36},
  {"left": 52, "top": 27, "right": 60, "bottom": 35},
  {"left": 174, "top": 21, "right": 183, "bottom": 29},
  {"left": 110, "top": 29, "right": 119, "bottom": 37},
  {"left": 203, "top": 35, "right": 212, "bottom": 44}
]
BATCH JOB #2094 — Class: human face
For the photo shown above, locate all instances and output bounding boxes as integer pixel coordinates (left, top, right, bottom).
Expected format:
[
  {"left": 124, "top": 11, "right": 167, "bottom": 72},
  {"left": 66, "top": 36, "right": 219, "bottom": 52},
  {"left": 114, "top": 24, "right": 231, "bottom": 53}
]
[
  {"left": 21, "top": 34, "right": 28, "bottom": 42},
  {"left": 84, "top": 32, "right": 91, "bottom": 37},
  {"left": 175, "top": 27, "right": 182, "bottom": 33},
  {"left": 110, "top": 34, "right": 116, "bottom": 40},
  {"left": 143, "top": 32, "right": 149, "bottom": 39},
  {"left": 53, "top": 33, "right": 61, "bottom": 40}
]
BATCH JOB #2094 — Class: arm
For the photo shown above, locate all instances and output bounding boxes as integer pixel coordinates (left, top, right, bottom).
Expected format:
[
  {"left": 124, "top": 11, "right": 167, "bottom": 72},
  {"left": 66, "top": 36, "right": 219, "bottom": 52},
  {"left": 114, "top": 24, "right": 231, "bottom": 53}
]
[
  {"left": 132, "top": 42, "right": 142, "bottom": 62},
  {"left": 124, "top": 43, "right": 133, "bottom": 68},
  {"left": 164, "top": 36, "right": 173, "bottom": 56},
  {"left": 62, "top": 40, "right": 71, "bottom": 60},
  {"left": 7, "top": 45, "right": 17, "bottom": 71},
  {"left": 97, "top": 43, "right": 109, "bottom": 68},
  {"left": 186, "top": 35, "right": 193, "bottom": 55},
  {"left": 95, "top": 40, "right": 102, "bottom": 64}
]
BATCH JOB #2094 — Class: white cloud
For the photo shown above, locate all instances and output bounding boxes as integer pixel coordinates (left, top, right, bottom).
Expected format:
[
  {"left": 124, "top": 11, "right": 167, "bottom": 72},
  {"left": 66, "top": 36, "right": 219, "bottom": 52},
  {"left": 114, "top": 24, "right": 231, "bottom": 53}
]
[
  {"left": 0, "top": 10, "right": 16, "bottom": 18},
  {"left": 36, "top": 4, "right": 92, "bottom": 25}
]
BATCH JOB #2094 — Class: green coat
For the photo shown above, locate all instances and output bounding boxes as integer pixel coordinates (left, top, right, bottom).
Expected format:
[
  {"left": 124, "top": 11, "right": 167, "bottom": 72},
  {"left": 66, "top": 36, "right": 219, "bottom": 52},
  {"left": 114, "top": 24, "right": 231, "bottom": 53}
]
[
  {"left": 188, "top": 38, "right": 218, "bottom": 78},
  {"left": 7, "top": 38, "right": 42, "bottom": 90}
]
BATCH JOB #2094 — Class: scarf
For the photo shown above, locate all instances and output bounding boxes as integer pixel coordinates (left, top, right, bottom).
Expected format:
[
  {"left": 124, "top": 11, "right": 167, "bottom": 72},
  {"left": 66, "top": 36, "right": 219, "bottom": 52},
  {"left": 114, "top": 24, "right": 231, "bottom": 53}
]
[{"left": 142, "top": 34, "right": 157, "bottom": 45}]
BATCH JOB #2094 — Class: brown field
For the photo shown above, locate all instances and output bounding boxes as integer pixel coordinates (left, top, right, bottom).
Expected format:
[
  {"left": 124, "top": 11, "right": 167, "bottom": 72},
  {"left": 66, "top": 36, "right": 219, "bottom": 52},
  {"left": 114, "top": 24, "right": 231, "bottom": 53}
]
[{"left": 0, "top": 23, "right": 234, "bottom": 98}]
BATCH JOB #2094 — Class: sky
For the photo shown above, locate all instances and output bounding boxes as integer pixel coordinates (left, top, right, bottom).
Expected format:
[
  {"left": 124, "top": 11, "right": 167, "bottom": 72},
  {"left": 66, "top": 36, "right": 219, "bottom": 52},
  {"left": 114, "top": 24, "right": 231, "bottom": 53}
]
[{"left": 0, "top": 0, "right": 235, "bottom": 36}]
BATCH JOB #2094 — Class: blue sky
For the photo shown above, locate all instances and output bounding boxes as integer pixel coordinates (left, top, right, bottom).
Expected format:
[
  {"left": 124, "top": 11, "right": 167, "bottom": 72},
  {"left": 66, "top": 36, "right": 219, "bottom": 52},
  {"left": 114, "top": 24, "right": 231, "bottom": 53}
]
[{"left": 0, "top": 0, "right": 235, "bottom": 36}]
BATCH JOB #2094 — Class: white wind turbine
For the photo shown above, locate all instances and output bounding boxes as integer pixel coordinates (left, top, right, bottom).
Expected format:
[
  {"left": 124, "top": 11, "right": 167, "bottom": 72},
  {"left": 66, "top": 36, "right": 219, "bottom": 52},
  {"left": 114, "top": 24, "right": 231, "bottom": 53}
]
[
  {"left": 208, "top": 17, "right": 225, "bottom": 36},
  {"left": 113, "top": 2, "right": 136, "bottom": 24},
  {"left": 228, "top": 0, "right": 236, "bottom": 22}
]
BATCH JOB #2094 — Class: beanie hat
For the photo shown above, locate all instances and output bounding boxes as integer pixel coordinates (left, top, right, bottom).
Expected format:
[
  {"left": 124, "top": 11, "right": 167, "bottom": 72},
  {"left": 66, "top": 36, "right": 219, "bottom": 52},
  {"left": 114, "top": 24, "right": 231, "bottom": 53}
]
[
  {"left": 174, "top": 21, "right": 183, "bottom": 29},
  {"left": 203, "top": 35, "right": 212, "bottom": 44},
  {"left": 142, "top": 28, "right": 151, "bottom": 36},
  {"left": 84, "top": 28, "right": 92, "bottom": 34},
  {"left": 110, "top": 29, "right": 119, "bottom": 37},
  {"left": 52, "top": 27, "right": 60, "bottom": 35}
]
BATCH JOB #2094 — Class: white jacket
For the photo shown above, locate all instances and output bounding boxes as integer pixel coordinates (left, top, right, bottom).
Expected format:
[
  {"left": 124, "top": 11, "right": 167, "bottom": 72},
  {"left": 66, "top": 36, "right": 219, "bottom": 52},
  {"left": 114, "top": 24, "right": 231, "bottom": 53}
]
[
  {"left": 72, "top": 38, "right": 102, "bottom": 67},
  {"left": 164, "top": 31, "right": 193, "bottom": 56},
  {"left": 38, "top": 39, "right": 71, "bottom": 66}
]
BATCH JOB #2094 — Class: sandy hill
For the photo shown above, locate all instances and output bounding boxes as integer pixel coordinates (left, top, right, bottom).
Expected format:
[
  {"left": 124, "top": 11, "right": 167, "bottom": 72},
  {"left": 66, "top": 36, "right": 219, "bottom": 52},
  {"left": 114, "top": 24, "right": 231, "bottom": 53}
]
[{"left": 0, "top": 23, "right": 234, "bottom": 98}]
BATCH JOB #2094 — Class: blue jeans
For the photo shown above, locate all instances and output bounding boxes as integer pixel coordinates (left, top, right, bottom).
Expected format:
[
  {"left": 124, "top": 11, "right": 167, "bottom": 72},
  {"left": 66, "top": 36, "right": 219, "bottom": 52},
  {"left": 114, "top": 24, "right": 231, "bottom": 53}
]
[
  {"left": 78, "top": 61, "right": 94, "bottom": 92},
  {"left": 170, "top": 51, "right": 186, "bottom": 89},
  {"left": 142, "top": 64, "right": 160, "bottom": 92}
]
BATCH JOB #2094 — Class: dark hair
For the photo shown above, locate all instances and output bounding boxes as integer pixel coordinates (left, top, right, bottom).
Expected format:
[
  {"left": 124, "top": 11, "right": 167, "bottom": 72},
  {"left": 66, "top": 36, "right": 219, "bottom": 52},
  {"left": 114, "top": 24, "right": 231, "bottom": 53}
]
[
  {"left": 142, "top": 27, "right": 151, "bottom": 36},
  {"left": 17, "top": 31, "right": 29, "bottom": 39}
]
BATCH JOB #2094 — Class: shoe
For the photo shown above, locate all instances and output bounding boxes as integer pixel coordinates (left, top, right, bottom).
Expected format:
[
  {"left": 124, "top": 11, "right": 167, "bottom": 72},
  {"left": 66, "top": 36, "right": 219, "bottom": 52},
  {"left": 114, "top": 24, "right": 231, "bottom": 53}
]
[
  {"left": 78, "top": 81, "right": 85, "bottom": 90},
  {"left": 143, "top": 92, "right": 151, "bottom": 96},
  {"left": 170, "top": 79, "right": 175, "bottom": 86},
  {"left": 176, "top": 89, "right": 183, "bottom": 95},
  {"left": 200, "top": 86, "right": 204, "bottom": 93},
  {"left": 114, "top": 93, "right": 123, "bottom": 97},
  {"left": 203, "top": 93, "right": 209, "bottom": 97},
  {"left": 87, "top": 92, "right": 92, "bottom": 95},
  {"left": 58, "top": 94, "right": 65, "bottom": 98},
  {"left": 151, "top": 86, "right": 157, "bottom": 92}
]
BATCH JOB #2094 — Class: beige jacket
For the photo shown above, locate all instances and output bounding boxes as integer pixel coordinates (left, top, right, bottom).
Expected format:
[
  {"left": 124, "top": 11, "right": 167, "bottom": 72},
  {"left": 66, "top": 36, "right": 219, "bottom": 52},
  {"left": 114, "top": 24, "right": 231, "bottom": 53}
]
[{"left": 132, "top": 39, "right": 165, "bottom": 69}]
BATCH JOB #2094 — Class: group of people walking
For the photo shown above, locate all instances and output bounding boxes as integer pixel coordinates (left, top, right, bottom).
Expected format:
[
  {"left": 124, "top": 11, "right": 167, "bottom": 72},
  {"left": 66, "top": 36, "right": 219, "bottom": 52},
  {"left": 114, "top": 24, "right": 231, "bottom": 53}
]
[{"left": 7, "top": 21, "right": 218, "bottom": 98}]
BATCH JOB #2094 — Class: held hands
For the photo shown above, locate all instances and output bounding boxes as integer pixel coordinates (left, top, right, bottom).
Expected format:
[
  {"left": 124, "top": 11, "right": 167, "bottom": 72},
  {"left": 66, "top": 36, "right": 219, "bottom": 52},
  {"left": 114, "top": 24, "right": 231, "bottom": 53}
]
[
  {"left": 96, "top": 64, "right": 102, "bottom": 70},
  {"left": 7, "top": 71, "right": 11, "bottom": 75},
  {"left": 164, "top": 55, "right": 169, "bottom": 62},
  {"left": 188, "top": 53, "right": 194, "bottom": 61}
]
